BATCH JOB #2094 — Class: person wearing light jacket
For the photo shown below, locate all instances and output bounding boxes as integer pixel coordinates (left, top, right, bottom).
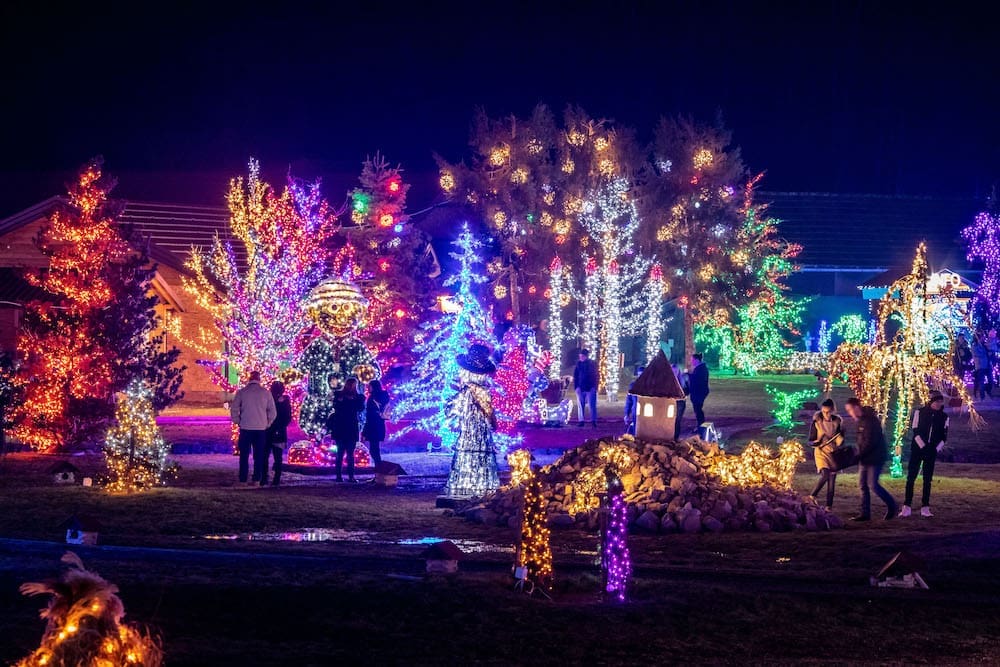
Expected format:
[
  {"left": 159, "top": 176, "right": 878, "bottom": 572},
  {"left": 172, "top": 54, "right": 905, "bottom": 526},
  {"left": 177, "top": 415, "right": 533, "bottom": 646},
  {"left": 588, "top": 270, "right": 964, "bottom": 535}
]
[
  {"left": 230, "top": 371, "right": 277, "bottom": 484},
  {"left": 900, "top": 392, "right": 949, "bottom": 517},
  {"left": 807, "top": 399, "right": 845, "bottom": 510}
]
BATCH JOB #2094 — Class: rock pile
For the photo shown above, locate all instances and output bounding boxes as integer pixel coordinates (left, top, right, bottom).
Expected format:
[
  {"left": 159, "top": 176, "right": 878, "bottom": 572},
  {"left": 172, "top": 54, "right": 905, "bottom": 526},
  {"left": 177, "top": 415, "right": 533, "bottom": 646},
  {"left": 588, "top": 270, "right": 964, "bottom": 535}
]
[{"left": 457, "top": 436, "right": 843, "bottom": 533}]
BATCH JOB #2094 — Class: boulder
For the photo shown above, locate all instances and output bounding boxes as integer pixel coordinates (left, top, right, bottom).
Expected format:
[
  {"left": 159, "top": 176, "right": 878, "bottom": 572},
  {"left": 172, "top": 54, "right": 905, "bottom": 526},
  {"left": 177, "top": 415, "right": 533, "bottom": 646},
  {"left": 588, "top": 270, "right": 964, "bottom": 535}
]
[
  {"left": 702, "top": 516, "right": 725, "bottom": 533},
  {"left": 635, "top": 510, "right": 661, "bottom": 533},
  {"left": 547, "top": 513, "right": 575, "bottom": 529}
]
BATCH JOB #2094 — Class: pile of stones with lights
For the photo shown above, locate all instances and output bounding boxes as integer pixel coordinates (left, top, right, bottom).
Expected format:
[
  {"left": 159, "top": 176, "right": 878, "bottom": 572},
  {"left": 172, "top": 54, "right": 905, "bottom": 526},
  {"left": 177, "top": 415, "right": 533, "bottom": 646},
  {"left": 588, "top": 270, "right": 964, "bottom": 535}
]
[{"left": 459, "top": 356, "right": 840, "bottom": 533}]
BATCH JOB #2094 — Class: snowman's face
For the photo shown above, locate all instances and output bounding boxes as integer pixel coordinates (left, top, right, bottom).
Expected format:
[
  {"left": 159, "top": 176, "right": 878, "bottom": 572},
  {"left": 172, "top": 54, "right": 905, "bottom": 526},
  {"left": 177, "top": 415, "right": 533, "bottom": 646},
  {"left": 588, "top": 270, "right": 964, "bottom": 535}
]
[{"left": 309, "top": 301, "right": 364, "bottom": 338}]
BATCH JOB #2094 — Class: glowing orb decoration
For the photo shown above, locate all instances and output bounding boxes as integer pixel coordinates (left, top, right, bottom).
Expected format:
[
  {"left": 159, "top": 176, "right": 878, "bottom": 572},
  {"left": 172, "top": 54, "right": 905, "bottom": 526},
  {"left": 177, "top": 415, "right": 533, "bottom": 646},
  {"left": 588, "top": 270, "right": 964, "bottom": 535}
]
[
  {"left": 693, "top": 148, "right": 714, "bottom": 169},
  {"left": 439, "top": 171, "right": 456, "bottom": 193}
]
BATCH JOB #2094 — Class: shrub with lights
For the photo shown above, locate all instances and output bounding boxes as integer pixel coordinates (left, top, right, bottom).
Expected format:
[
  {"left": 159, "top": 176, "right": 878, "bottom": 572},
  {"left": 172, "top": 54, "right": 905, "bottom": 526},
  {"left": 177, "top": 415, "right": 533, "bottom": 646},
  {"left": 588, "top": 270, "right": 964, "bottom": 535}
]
[{"left": 104, "top": 379, "right": 175, "bottom": 493}]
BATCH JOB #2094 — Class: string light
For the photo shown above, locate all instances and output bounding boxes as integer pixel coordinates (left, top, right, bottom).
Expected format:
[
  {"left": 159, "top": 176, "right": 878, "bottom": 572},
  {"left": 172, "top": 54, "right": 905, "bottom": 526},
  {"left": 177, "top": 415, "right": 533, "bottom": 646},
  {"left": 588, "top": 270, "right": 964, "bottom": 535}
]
[
  {"left": 962, "top": 209, "right": 1000, "bottom": 318},
  {"left": 830, "top": 314, "right": 867, "bottom": 345},
  {"left": 710, "top": 440, "right": 805, "bottom": 489},
  {"left": 765, "top": 385, "right": 816, "bottom": 429},
  {"left": 547, "top": 257, "right": 566, "bottom": 380},
  {"left": 394, "top": 223, "right": 494, "bottom": 453},
  {"left": 104, "top": 379, "right": 175, "bottom": 493},
  {"left": 603, "top": 473, "right": 632, "bottom": 602},
  {"left": 692, "top": 148, "right": 714, "bottom": 170},
  {"left": 515, "top": 469, "right": 553, "bottom": 592},
  {"left": 439, "top": 171, "right": 456, "bottom": 193},
  {"left": 817, "top": 320, "right": 831, "bottom": 354},
  {"left": 506, "top": 449, "right": 533, "bottom": 488}
]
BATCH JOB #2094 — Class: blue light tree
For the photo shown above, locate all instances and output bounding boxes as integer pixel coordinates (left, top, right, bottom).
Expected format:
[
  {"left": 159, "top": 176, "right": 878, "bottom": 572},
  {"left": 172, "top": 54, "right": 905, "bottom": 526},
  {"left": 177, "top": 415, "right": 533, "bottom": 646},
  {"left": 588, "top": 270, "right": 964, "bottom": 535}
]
[{"left": 392, "top": 223, "right": 494, "bottom": 452}]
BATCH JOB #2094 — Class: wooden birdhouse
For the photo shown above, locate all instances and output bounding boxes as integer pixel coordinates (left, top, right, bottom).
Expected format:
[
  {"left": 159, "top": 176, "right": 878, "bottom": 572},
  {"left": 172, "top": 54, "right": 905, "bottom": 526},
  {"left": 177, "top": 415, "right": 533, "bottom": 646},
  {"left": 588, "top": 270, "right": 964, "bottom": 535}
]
[
  {"left": 628, "top": 351, "right": 687, "bottom": 442},
  {"left": 422, "top": 540, "right": 464, "bottom": 574},
  {"left": 374, "top": 461, "right": 407, "bottom": 487},
  {"left": 47, "top": 461, "right": 80, "bottom": 485},
  {"left": 60, "top": 515, "right": 102, "bottom": 546}
]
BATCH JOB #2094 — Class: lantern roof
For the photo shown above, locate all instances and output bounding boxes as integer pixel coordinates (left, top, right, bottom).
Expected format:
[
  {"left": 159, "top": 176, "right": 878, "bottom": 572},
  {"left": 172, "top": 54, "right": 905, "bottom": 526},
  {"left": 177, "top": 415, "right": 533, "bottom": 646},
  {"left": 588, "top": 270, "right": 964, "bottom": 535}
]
[{"left": 629, "top": 350, "right": 685, "bottom": 398}]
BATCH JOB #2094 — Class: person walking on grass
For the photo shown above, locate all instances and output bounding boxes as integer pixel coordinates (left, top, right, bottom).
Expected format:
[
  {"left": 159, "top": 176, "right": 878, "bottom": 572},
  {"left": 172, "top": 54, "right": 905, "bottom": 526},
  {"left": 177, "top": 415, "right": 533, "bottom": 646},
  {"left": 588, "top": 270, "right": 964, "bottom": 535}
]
[
  {"left": 844, "top": 397, "right": 898, "bottom": 522},
  {"left": 808, "top": 398, "right": 845, "bottom": 510},
  {"left": 362, "top": 379, "right": 391, "bottom": 466},
  {"left": 900, "top": 392, "right": 948, "bottom": 517},
  {"left": 972, "top": 332, "right": 992, "bottom": 400},
  {"left": 230, "top": 371, "right": 277, "bottom": 484},
  {"left": 573, "top": 349, "right": 599, "bottom": 428},
  {"left": 261, "top": 380, "right": 293, "bottom": 487},
  {"left": 687, "top": 353, "right": 710, "bottom": 434},
  {"left": 327, "top": 377, "right": 365, "bottom": 483}
]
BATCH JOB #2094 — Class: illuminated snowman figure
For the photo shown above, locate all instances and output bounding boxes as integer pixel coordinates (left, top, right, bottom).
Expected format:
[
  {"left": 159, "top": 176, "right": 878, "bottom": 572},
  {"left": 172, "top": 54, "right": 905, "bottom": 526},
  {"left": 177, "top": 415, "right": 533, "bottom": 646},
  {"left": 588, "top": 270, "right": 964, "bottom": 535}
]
[
  {"left": 297, "top": 278, "right": 381, "bottom": 440},
  {"left": 444, "top": 343, "right": 500, "bottom": 498}
]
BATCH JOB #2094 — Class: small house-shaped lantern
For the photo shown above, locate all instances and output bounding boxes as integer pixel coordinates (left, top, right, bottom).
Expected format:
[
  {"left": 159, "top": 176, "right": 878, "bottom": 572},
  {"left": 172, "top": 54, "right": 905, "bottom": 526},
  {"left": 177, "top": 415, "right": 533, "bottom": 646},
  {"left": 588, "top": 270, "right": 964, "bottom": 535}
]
[
  {"left": 61, "top": 515, "right": 102, "bottom": 546},
  {"left": 422, "top": 540, "right": 464, "bottom": 574},
  {"left": 47, "top": 461, "right": 80, "bottom": 485},
  {"left": 374, "top": 461, "right": 407, "bottom": 487},
  {"left": 628, "top": 351, "right": 687, "bottom": 442}
]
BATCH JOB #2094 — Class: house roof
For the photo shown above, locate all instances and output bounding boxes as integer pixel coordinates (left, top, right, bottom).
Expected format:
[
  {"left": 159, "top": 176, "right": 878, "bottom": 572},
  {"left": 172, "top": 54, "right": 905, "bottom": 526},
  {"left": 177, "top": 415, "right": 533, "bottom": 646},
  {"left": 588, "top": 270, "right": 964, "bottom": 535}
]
[
  {"left": 760, "top": 191, "right": 983, "bottom": 271},
  {"left": 0, "top": 267, "right": 51, "bottom": 306},
  {"left": 859, "top": 267, "right": 980, "bottom": 291},
  {"left": 0, "top": 197, "right": 235, "bottom": 274},
  {"left": 629, "top": 350, "right": 686, "bottom": 398}
]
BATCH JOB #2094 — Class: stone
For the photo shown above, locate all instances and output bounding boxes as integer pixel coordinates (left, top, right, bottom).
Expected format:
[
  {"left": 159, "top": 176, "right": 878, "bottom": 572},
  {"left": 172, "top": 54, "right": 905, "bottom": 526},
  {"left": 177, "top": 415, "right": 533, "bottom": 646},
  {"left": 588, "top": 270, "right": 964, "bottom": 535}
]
[
  {"left": 669, "top": 476, "right": 685, "bottom": 492},
  {"left": 559, "top": 464, "right": 575, "bottom": 475},
  {"left": 635, "top": 510, "right": 661, "bottom": 533},
  {"left": 660, "top": 515, "right": 678, "bottom": 533},
  {"left": 675, "top": 458, "right": 699, "bottom": 477},
  {"left": 547, "top": 513, "right": 575, "bottom": 528},
  {"left": 680, "top": 508, "right": 703, "bottom": 533},
  {"left": 702, "top": 516, "right": 725, "bottom": 533},
  {"left": 756, "top": 520, "right": 772, "bottom": 532}
]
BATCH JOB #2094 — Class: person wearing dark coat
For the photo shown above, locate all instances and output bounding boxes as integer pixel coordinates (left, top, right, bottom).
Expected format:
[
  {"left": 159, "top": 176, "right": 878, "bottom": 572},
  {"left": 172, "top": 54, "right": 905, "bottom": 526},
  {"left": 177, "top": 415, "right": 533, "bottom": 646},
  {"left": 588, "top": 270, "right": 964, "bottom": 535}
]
[
  {"left": 687, "top": 353, "right": 710, "bottom": 433},
  {"left": 900, "top": 392, "right": 949, "bottom": 517},
  {"left": 362, "top": 379, "right": 390, "bottom": 466},
  {"left": 844, "top": 398, "right": 898, "bottom": 521},
  {"left": 326, "top": 377, "right": 366, "bottom": 482},
  {"left": 261, "top": 381, "right": 293, "bottom": 486},
  {"left": 573, "top": 349, "right": 599, "bottom": 427},
  {"left": 623, "top": 367, "right": 645, "bottom": 436}
]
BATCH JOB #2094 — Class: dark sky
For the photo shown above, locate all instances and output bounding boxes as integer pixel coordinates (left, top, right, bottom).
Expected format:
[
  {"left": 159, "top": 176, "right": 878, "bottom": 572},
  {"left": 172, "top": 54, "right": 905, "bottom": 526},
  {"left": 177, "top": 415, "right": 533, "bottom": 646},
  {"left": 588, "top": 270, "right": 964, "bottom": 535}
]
[{"left": 1, "top": 1, "right": 996, "bottom": 215}]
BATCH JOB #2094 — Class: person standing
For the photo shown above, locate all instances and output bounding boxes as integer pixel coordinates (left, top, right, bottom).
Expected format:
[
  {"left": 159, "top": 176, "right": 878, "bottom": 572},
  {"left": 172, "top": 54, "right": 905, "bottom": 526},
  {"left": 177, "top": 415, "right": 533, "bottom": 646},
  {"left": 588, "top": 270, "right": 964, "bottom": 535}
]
[
  {"left": 623, "top": 366, "right": 644, "bottom": 436},
  {"left": 230, "top": 371, "right": 277, "bottom": 484},
  {"left": 672, "top": 363, "right": 688, "bottom": 441},
  {"left": 807, "top": 399, "right": 845, "bottom": 510},
  {"left": 573, "top": 349, "right": 599, "bottom": 427},
  {"left": 262, "top": 381, "right": 293, "bottom": 487},
  {"left": 327, "top": 377, "right": 366, "bottom": 482},
  {"left": 844, "top": 397, "right": 898, "bottom": 521},
  {"left": 362, "top": 379, "right": 391, "bottom": 467},
  {"left": 953, "top": 333, "right": 973, "bottom": 378},
  {"left": 972, "top": 332, "right": 991, "bottom": 400},
  {"left": 687, "top": 353, "right": 710, "bottom": 433},
  {"left": 900, "top": 392, "right": 949, "bottom": 517}
]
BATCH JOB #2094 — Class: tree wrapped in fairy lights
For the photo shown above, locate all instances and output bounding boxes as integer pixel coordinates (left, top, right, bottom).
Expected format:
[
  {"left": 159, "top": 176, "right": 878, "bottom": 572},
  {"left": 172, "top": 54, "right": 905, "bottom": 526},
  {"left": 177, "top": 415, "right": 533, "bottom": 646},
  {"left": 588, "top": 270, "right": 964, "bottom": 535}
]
[
  {"left": 104, "top": 379, "right": 174, "bottom": 493},
  {"left": 577, "top": 177, "right": 651, "bottom": 399},
  {"left": 962, "top": 199, "right": 1000, "bottom": 324},
  {"left": 437, "top": 104, "right": 641, "bottom": 325},
  {"left": 545, "top": 256, "right": 569, "bottom": 379},
  {"left": 515, "top": 468, "right": 554, "bottom": 593},
  {"left": 342, "top": 154, "right": 438, "bottom": 369},
  {"left": 392, "top": 223, "right": 494, "bottom": 452},
  {"left": 177, "top": 159, "right": 336, "bottom": 390},
  {"left": 648, "top": 119, "right": 802, "bottom": 361},
  {"left": 644, "top": 263, "right": 667, "bottom": 363},
  {"left": 602, "top": 470, "right": 632, "bottom": 602},
  {"left": 491, "top": 328, "right": 531, "bottom": 438},
  {"left": 826, "top": 243, "right": 984, "bottom": 477},
  {"left": 12, "top": 158, "right": 183, "bottom": 452},
  {"left": 831, "top": 314, "right": 868, "bottom": 345}
]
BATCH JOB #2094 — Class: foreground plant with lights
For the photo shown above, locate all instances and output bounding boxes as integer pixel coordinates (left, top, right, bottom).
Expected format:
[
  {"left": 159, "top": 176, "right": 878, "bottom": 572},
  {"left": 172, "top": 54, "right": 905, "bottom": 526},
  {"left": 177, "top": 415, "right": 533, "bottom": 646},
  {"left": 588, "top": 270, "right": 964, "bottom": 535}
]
[
  {"left": 393, "top": 224, "right": 494, "bottom": 452},
  {"left": 104, "top": 379, "right": 175, "bottom": 493},
  {"left": 826, "top": 243, "right": 984, "bottom": 477},
  {"left": 602, "top": 470, "right": 632, "bottom": 602},
  {"left": 177, "top": 159, "right": 336, "bottom": 390},
  {"left": 13, "top": 158, "right": 183, "bottom": 452},
  {"left": 515, "top": 467, "right": 554, "bottom": 593},
  {"left": 15, "top": 552, "right": 162, "bottom": 667},
  {"left": 710, "top": 440, "right": 805, "bottom": 489}
]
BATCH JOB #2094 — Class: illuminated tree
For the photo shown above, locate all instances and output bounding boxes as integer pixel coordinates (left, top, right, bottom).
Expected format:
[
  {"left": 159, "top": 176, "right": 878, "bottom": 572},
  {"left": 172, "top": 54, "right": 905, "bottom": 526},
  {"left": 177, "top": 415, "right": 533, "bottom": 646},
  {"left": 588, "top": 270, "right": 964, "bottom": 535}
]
[
  {"left": 827, "top": 243, "right": 984, "bottom": 477},
  {"left": 104, "top": 379, "right": 174, "bottom": 493},
  {"left": 647, "top": 119, "right": 801, "bottom": 360},
  {"left": 578, "top": 177, "right": 651, "bottom": 397},
  {"left": 342, "top": 154, "right": 438, "bottom": 368},
  {"left": 177, "top": 159, "right": 336, "bottom": 390},
  {"left": 962, "top": 197, "right": 1000, "bottom": 324},
  {"left": 516, "top": 469, "right": 553, "bottom": 593},
  {"left": 393, "top": 223, "right": 494, "bottom": 452},
  {"left": 437, "top": 104, "right": 641, "bottom": 324},
  {"left": 765, "top": 385, "right": 816, "bottom": 429},
  {"left": 831, "top": 314, "right": 868, "bottom": 345},
  {"left": 644, "top": 263, "right": 667, "bottom": 363},
  {"left": 13, "top": 158, "right": 183, "bottom": 452},
  {"left": 602, "top": 472, "right": 631, "bottom": 602},
  {"left": 545, "top": 256, "right": 569, "bottom": 378},
  {"left": 492, "top": 335, "right": 530, "bottom": 437}
]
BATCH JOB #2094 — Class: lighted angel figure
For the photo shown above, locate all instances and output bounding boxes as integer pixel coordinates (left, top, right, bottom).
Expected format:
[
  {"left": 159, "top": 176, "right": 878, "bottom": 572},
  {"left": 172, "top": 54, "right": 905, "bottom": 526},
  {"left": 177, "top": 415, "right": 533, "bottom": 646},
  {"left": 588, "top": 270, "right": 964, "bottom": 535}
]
[
  {"left": 297, "top": 278, "right": 381, "bottom": 439},
  {"left": 444, "top": 344, "right": 500, "bottom": 498}
]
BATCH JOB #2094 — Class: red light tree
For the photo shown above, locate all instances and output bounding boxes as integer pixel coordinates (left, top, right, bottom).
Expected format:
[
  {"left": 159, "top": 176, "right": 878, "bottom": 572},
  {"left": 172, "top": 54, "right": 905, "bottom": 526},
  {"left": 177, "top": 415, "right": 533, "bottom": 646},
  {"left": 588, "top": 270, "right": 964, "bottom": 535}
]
[{"left": 12, "top": 158, "right": 183, "bottom": 451}]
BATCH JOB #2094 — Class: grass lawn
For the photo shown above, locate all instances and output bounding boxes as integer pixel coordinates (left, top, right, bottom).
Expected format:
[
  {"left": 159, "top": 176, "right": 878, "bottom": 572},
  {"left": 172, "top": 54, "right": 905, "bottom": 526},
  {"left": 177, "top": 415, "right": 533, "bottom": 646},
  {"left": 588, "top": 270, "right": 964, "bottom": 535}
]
[{"left": 1, "top": 375, "right": 998, "bottom": 665}]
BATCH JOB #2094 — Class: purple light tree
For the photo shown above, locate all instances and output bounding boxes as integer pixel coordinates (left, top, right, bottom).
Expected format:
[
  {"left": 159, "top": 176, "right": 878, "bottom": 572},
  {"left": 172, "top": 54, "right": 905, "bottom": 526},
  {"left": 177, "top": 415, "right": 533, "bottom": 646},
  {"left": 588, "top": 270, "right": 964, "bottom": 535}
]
[{"left": 962, "top": 207, "right": 1000, "bottom": 323}]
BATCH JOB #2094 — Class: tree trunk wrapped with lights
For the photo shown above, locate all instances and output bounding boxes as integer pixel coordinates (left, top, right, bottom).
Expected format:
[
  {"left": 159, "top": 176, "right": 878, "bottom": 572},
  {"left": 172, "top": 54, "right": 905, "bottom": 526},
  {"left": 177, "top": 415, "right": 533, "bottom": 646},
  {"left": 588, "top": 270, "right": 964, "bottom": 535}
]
[
  {"left": 602, "top": 471, "right": 632, "bottom": 602},
  {"left": 516, "top": 470, "right": 553, "bottom": 592}
]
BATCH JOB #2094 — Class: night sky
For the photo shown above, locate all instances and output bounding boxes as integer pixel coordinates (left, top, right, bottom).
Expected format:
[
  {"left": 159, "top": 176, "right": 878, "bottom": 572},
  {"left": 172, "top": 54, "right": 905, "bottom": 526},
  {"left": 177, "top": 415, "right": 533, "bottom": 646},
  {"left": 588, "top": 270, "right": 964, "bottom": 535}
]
[{"left": 1, "top": 1, "right": 996, "bottom": 215}]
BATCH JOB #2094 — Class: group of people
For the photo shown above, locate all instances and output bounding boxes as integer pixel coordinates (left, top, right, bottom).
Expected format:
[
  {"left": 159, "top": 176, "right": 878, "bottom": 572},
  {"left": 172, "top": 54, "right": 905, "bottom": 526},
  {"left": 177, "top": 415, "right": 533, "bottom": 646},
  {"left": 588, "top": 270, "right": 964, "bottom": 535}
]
[
  {"left": 954, "top": 329, "right": 998, "bottom": 401},
  {"left": 230, "top": 372, "right": 391, "bottom": 485},
  {"left": 807, "top": 393, "right": 949, "bottom": 521}
]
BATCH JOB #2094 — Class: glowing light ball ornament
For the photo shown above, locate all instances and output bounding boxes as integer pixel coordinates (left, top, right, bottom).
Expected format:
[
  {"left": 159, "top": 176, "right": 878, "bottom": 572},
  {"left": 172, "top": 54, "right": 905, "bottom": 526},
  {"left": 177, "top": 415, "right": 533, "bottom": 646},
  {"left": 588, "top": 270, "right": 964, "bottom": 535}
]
[{"left": 297, "top": 278, "right": 381, "bottom": 440}]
